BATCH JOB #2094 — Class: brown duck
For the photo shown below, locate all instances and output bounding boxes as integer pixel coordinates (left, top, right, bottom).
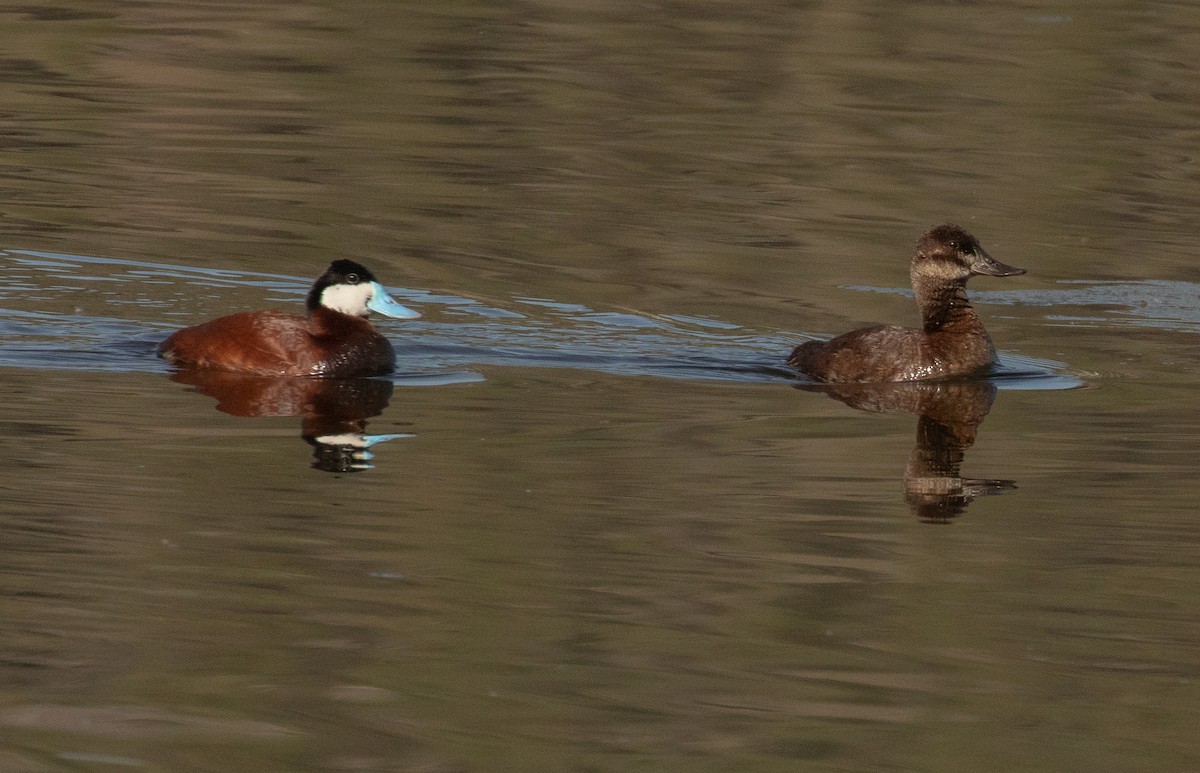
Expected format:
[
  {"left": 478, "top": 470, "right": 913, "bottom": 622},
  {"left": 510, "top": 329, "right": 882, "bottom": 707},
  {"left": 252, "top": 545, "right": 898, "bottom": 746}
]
[{"left": 788, "top": 224, "right": 1025, "bottom": 383}]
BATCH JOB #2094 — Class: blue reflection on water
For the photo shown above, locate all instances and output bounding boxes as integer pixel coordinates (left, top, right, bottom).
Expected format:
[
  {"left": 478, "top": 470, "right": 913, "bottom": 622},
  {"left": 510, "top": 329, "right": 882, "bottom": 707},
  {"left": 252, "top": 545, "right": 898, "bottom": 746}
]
[{"left": 0, "top": 248, "right": 1093, "bottom": 390}]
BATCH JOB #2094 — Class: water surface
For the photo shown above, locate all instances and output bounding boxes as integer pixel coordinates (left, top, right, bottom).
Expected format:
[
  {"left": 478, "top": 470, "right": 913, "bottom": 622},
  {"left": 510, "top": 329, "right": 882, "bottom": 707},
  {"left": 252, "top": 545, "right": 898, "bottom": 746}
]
[{"left": 2, "top": 2, "right": 1199, "bottom": 772}]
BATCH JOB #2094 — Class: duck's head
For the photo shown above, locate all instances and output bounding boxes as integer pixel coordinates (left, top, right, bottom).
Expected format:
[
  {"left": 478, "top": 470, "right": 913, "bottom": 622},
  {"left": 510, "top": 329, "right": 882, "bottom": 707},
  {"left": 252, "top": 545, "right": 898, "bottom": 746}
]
[
  {"left": 912, "top": 223, "right": 1025, "bottom": 284},
  {"left": 307, "top": 259, "right": 421, "bottom": 319}
]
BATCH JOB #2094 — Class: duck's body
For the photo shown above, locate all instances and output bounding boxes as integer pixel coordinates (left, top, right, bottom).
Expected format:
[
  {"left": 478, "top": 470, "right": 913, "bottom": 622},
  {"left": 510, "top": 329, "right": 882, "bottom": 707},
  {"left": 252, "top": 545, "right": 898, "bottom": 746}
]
[
  {"left": 789, "top": 224, "right": 1024, "bottom": 384},
  {"left": 789, "top": 312, "right": 999, "bottom": 384},
  {"left": 158, "top": 259, "right": 420, "bottom": 378}
]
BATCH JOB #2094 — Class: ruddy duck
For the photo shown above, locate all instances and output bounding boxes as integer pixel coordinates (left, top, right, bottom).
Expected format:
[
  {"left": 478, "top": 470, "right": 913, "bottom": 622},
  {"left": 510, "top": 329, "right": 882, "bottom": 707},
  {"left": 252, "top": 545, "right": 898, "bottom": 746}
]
[
  {"left": 158, "top": 259, "right": 420, "bottom": 377},
  {"left": 788, "top": 224, "right": 1024, "bottom": 383}
]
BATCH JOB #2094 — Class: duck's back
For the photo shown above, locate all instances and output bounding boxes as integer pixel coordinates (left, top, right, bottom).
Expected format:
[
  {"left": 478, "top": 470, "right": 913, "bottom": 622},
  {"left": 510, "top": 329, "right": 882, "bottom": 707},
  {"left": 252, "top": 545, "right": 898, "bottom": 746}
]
[
  {"left": 158, "top": 310, "right": 395, "bottom": 377},
  {"left": 789, "top": 324, "right": 997, "bottom": 383},
  {"left": 159, "top": 311, "right": 317, "bottom": 376},
  {"left": 789, "top": 325, "right": 921, "bottom": 383}
]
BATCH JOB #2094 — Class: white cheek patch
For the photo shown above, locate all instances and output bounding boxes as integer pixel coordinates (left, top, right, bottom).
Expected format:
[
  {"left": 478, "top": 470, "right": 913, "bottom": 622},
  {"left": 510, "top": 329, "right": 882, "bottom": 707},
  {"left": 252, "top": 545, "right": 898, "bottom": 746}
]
[{"left": 320, "top": 282, "right": 375, "bottom": 316}]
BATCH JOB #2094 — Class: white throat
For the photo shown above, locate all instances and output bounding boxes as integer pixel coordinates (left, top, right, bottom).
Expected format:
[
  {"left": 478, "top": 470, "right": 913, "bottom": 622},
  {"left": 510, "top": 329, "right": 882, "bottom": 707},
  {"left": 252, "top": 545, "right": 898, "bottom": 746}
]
[{"left": 320, "top": 282, "right": 374, "bottom": 317}]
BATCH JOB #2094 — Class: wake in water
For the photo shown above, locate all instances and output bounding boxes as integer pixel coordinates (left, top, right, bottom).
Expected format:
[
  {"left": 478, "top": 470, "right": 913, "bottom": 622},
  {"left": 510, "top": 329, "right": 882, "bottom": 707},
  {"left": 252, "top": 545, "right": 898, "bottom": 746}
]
[{"left": 0, "top": 248, "right": 1084, "bottom": 389}]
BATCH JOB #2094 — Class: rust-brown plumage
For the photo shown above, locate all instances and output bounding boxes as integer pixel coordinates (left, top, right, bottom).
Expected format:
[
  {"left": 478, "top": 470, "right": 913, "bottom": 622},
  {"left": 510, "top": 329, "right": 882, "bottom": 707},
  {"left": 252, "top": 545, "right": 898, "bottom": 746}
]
[
  {"left": 159, "top": 307, "right": 394, "bottom": 377},
  {"left": 158, "top": 259, "right": 415, "bottom": 378}
]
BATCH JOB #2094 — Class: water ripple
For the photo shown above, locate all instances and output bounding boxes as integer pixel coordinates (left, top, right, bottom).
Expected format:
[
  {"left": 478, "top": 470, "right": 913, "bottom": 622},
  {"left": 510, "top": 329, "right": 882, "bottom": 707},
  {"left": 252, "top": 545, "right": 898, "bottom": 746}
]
[
  {"left": 852, "top": 279, "right": 1200, "bottom": 335},
  {"left": 0, "top": 249, "right": 1078, "bottom": 388}
]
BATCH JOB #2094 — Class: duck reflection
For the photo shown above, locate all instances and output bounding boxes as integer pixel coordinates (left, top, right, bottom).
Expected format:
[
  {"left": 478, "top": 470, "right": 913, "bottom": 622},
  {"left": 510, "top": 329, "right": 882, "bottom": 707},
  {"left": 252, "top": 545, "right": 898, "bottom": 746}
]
[
  {"left": 170, "top": 369, "right": 407, "bottom": 473},
  {"left": 802, "top": 380, "right": 1016, "bottom": 521}
]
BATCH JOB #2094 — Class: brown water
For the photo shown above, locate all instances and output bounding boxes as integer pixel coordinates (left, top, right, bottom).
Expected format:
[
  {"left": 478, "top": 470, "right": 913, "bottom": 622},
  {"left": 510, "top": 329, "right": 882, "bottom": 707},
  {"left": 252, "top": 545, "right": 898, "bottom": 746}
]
[{"left": 2, "top": 2, "right": 1199, "bottom": 771}]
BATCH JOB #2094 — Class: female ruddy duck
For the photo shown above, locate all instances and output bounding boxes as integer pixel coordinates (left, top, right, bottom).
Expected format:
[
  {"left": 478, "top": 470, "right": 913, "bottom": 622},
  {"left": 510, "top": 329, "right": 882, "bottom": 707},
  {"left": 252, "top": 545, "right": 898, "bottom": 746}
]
[
  {"left": 788, "top": 224, "right": 1024, "bottom": 383},
  {"left": 158, "top": 259, "right": 420, "bottom": 377}
]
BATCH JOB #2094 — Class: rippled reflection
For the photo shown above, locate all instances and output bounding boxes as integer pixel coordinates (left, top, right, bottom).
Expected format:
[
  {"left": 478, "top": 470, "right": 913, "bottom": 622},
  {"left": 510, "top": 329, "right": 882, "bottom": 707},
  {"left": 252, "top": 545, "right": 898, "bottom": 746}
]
[
  {"left": 804, "top": 380, "right": 1016, "bottom": 522},
  {"left": 169, "top": 370, "right": 406, "bottom": 473}
]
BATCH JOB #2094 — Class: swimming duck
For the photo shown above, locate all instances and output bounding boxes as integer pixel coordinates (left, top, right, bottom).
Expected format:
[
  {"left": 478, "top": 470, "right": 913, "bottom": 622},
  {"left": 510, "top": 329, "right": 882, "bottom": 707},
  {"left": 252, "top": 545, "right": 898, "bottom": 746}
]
[
  {"left": 158, "top": 259, "right": 420, "bottom": 377},
  {"left": 788, "top": 224, "right": 1024, "bottom": 383}
]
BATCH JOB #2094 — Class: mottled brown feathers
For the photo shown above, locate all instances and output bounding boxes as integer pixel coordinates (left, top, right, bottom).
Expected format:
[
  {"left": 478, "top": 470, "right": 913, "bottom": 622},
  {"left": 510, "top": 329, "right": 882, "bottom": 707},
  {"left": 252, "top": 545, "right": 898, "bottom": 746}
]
[{"left": 788, "top": 224, "right": 1024, "bottom": 383}]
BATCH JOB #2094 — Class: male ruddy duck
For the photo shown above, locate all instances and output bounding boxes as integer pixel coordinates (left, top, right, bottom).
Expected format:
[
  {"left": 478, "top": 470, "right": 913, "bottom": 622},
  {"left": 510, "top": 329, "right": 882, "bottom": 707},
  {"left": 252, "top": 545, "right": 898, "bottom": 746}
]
[
  {"left": 158, "top": 259, "right": 420, "bottom": 377},
  {"left": 788, "top": 224, "right": 1025, "bottom": 383}
]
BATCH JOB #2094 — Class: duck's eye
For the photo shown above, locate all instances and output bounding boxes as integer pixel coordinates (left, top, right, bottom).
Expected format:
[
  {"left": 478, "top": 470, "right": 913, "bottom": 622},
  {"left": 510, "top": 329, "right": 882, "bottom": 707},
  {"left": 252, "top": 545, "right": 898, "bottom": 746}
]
[{"left": 346, "top": 273, "right": 360, "bottom": 284}]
